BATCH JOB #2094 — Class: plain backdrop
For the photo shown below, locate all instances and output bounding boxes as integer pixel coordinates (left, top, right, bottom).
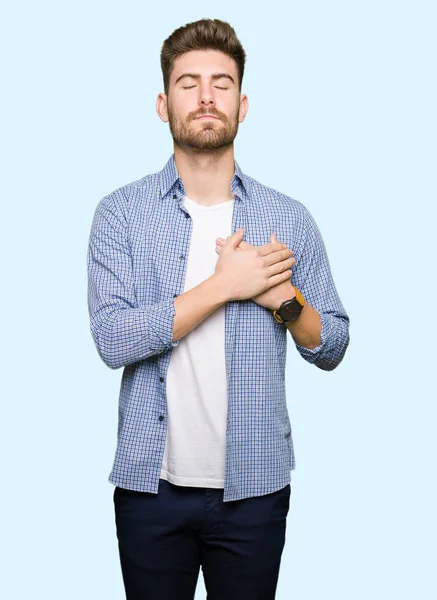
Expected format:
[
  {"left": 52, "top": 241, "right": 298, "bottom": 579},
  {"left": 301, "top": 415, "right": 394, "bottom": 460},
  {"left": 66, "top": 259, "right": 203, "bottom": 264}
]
[{"left": 1, "top": 1, "right": 436, "bottom": 599}]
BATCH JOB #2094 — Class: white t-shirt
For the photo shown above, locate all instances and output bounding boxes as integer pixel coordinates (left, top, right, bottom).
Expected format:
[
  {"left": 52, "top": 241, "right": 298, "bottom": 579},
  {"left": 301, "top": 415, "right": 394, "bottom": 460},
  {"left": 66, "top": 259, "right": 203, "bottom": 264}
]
[{"left": 160, "top": 194, "right": 234, "bottom": 488}]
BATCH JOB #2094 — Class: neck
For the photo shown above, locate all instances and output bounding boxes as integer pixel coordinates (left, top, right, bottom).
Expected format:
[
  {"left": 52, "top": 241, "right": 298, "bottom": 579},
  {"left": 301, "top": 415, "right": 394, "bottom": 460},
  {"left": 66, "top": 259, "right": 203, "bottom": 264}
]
[{"left": 173, "top": 144, "right": 236, "bottom": 205}]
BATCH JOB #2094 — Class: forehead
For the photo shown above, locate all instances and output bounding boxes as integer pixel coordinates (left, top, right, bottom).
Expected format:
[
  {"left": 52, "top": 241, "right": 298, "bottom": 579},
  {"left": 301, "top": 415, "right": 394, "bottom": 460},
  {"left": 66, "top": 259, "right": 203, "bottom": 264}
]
[{"left": 170, "top": 49, "right": 238, "bottom": 83}]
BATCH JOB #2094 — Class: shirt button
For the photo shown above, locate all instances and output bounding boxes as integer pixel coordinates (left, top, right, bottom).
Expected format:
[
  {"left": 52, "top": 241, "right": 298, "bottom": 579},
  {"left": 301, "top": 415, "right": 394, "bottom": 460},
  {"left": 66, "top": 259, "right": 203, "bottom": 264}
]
[
  {"left": 159, "top": 377, "right": 164, "bottom": 382},
  {"left": 180, "top": 255, "right": 185, "bottom": 260},
  {"left": 185, "top": 213, "right": 189, "bottom": 218},
  {"left": 159, "top": 415, "right": 164, "bottom": 421},
  {"left": 173, "top": 194, "right": 177, "bottom": 199}
]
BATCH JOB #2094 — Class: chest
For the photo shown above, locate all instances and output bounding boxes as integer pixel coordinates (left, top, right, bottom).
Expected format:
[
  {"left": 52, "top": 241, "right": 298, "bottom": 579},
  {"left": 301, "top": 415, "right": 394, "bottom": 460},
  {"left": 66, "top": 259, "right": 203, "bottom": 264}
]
[{"left": 127, "top": 194, "right": 295, "bottom": 304}]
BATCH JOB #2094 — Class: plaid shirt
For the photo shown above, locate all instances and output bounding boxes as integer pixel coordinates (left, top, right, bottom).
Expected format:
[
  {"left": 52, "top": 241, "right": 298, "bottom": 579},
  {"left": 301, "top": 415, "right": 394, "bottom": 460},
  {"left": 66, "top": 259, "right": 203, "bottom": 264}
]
[{"left": 87, "top": 154, "right": 349, "bottom": 501}]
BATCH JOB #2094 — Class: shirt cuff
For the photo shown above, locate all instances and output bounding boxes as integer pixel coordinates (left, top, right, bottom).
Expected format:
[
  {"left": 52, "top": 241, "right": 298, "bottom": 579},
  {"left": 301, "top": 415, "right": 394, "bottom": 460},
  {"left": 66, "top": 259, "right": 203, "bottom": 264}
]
[
  {"left": 294, "top": 311, "right": 333, "bottom": 363},
  {"left": 148, "top": 298, "right": 180, "bottom": 351}
]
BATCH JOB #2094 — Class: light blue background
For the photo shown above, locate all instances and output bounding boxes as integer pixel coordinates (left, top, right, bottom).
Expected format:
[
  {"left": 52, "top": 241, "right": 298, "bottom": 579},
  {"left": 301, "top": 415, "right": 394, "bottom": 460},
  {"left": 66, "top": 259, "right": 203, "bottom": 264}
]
[{"left": 2, "top": 1, "right": 436, "bottom": 598}]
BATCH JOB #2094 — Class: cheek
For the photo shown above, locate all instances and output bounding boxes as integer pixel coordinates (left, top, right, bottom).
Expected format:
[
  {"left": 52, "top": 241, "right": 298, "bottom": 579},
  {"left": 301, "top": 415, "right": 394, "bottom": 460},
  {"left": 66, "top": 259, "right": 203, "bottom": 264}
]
[
  {"left": 229, "top": 98, "right": 242, "bottom": 119},
  {"left": 214, "top": 100, "right": 238, "bottom": 122},
  {"left": 168, "top": 96, "right": 193, "bottom": 121}
]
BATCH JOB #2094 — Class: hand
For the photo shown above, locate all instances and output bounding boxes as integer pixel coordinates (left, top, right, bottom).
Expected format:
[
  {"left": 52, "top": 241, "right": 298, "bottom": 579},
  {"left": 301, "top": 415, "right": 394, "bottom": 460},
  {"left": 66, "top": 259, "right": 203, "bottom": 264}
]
[
  {"left": 215, "top": 232, "right": 297, "bottom": 311},
  {"left": 214, "top": 229, "right": 295, "bottom": 302}
]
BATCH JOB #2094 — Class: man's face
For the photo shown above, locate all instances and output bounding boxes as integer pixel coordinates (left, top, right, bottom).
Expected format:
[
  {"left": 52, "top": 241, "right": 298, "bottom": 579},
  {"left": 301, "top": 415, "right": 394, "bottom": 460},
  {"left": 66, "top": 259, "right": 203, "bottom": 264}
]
[{"left": 157, "top": 49, "right": 248, "bottom": 151}]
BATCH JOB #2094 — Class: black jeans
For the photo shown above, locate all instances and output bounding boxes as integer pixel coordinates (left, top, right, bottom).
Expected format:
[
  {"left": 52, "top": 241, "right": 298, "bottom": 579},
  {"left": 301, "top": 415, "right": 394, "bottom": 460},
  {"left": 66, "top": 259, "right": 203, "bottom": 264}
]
[{"left": 114, "top": 478, "right": 291, "bottom": 599}]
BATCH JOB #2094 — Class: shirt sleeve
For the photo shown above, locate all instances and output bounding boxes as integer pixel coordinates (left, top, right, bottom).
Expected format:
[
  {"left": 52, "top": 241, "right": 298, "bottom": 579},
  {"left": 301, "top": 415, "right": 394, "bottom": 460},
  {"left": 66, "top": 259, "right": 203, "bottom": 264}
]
[
  {"left": 291, "top": 206, "right": 350, "bottom": 371},
  {"left": 87, "top": 191, "right": 179, "bottom": 369}
]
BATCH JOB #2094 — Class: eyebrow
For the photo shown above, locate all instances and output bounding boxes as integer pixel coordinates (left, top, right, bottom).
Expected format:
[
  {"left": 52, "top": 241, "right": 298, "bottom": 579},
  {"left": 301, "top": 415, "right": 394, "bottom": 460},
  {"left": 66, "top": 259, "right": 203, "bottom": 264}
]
[{"left": 174, "top": 72, "right": 235, "bottom": 86}]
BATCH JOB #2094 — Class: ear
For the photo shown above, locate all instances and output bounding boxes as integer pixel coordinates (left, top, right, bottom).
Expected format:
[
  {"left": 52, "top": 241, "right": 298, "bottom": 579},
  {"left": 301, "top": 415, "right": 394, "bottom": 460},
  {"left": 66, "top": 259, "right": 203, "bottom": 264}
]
[
  {"left": 238, "top": 94, "right": 249, "bottom": 123},
  {"left": 156, "top": 93, "right": 169, "bottom": 123}
]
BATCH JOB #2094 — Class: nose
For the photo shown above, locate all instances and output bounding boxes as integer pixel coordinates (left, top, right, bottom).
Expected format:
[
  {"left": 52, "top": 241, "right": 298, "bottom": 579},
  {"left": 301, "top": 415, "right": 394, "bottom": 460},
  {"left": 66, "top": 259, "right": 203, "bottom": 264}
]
[{"left": 198, "top": 82, "right": 215, "bottom": 107}]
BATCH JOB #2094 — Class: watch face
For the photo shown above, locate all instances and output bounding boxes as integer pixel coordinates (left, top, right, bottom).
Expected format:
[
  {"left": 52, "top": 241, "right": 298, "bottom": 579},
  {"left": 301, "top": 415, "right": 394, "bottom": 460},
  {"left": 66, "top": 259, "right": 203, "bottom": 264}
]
[{"left": 280, "top": 299, "right": 303, "bottom": 321}]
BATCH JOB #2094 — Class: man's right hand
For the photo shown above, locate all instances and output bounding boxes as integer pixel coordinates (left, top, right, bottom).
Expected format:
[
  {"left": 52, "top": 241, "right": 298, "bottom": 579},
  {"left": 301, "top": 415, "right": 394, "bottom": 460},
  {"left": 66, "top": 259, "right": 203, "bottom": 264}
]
[{"left": 214, "top": 228, "right": 294, "bottom": 302}]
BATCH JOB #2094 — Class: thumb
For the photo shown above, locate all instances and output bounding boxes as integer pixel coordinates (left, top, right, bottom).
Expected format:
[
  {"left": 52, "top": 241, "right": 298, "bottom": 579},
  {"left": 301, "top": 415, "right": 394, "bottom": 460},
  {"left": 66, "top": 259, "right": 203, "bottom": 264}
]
[{"left": 222, "top": 228, "right": 244, "bottom": 252}]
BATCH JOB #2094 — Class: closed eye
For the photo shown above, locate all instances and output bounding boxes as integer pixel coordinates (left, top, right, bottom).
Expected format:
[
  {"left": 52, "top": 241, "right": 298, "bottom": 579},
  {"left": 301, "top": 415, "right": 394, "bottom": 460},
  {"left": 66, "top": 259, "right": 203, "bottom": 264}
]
[{"left": 182, "top": 85, "right": 229, "bottom": 90}]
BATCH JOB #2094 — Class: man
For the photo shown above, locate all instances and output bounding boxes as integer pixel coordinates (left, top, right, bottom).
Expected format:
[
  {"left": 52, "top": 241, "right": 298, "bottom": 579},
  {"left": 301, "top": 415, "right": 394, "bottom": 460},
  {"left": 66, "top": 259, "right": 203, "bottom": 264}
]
[{"left": 87, "top": 18, "right": 349, "bottom": 600}]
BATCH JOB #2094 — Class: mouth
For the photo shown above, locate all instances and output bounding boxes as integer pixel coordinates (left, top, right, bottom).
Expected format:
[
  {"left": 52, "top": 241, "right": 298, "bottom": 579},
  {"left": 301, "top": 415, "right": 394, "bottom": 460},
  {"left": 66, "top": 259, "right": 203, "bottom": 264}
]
[{"left": 195, "top": 115, "right": 219, "bottom": 120}]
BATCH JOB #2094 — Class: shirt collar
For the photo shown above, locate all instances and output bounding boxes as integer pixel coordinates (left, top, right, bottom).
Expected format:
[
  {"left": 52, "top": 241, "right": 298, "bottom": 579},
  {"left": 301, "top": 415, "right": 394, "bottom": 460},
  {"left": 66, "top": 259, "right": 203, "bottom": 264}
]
[{"left": 158, "top": 153, "right": 249, "bottom": 200}]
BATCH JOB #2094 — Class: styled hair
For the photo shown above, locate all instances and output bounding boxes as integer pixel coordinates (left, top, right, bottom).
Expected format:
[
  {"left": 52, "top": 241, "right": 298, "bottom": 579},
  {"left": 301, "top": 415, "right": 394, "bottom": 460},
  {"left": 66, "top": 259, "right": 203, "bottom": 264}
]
[{"left": 160, "top": 18, "right": 246, "bottom": 94}]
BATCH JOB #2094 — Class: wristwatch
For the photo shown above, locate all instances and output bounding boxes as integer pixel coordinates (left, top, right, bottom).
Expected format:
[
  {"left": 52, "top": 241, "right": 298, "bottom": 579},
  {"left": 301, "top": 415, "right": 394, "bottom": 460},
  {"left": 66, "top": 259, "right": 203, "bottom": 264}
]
[{"left": 272, "top": 287, "right": 305, "bottom": 324}]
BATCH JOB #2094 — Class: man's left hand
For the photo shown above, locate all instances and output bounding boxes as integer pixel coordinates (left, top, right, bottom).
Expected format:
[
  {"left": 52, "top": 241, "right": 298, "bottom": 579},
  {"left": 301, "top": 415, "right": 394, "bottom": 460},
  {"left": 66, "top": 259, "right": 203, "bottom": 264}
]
[{"left": 215, "top": 232, "right": 297, "bottom": 311}]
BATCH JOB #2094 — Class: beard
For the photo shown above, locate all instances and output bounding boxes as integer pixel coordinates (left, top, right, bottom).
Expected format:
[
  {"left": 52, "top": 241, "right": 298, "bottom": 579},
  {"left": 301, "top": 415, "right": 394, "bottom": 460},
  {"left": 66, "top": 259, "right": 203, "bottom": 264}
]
[{"left": 167, "top": 104, "right": 240, "bottom": 151}]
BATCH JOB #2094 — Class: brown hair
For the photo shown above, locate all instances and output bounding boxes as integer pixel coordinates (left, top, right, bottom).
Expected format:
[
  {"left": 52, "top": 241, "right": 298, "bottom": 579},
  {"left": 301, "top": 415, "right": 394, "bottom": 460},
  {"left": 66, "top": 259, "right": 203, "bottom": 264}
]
[{"left": 160, "top": 19, "right": 246, "bottom": 95}]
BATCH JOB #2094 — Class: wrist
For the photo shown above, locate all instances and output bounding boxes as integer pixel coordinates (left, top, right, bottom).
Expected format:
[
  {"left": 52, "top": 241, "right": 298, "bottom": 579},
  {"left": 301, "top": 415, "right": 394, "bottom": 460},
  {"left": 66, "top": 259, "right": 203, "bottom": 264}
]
[
  {"left": 272, "top": 286, "right": 305, "bottom": 324},
  {"left": 210, "top": 272, "right": 232, "bottom": 304},
  {"left": 277, "top": 284, "right": 296, "bottom": 309},
  {"left": 268, "top": 283, "right": 296, "bottom": 312}
]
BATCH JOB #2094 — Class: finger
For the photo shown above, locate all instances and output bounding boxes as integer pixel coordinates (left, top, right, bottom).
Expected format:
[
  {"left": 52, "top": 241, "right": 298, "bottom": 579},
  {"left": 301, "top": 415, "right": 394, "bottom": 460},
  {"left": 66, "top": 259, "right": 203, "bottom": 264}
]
[
  {"left": 271, "top": 232, "right": 284, "bottom": 247},
  {"left": 225, "top": 228, "right": 244, "bottom": 241},
  {"left": 216, "top": 237, "right": 248, "bottom": 253},
  {"left": 257, "top": 242, "right": 289, "bottom": 257},
  {"left": 222, "top": 228, "right": 244, "bottom": 252},
  {"left": 261, "top": 248, "right": 294, "bottom": 267},
  {"left": 217, "top": 237, "right": 250, "bottom": 248},
  {"left": 266, "top": 256, "right": 295, "bottom": 277},
  {"left": 218, "top": 236, "right": 287, "bottom": 251},
  {"left": 266, "top": 269, "right": 293, "bottom": 288}
]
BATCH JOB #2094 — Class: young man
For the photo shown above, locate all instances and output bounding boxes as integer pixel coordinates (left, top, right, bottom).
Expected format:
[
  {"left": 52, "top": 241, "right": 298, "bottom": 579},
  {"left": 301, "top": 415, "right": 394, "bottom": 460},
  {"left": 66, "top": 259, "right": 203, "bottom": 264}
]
[{"left": 87, "top": 18, "right": 349, "bottom": 600}]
